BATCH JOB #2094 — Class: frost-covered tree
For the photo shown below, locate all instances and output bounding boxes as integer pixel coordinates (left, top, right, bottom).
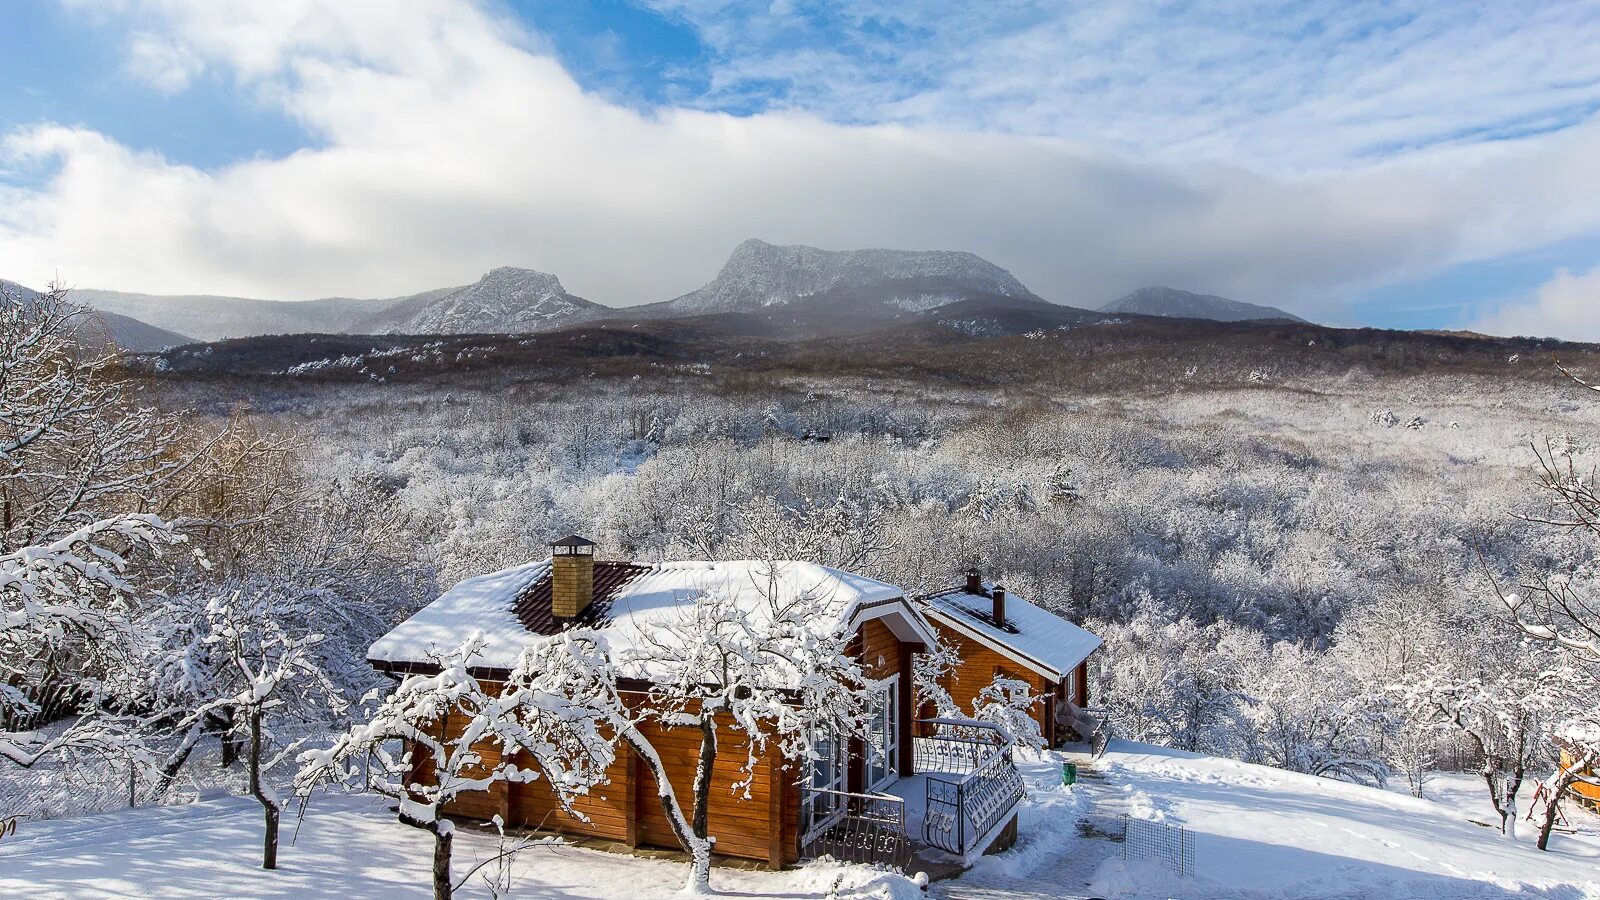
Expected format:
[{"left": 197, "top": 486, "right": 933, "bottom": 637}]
[
  {"left": 1, "top": 284, "right": 188, "bottom": 767},
  {"left": 1239, "top": 643, "right": 1387, "bottom": 785},
  {"left": 297, "top": 634, "right": 622, "bottom": 900},
  {"left": 912, "top": 632, "right": 964, "bottom": 719},
  {"left": 150, "top": 582, "right": 344, "bottom": 867},
  {"left": 1501, "top": 431, "right": 1600, "bottom": 663},
  {"left": 1494, "top": 367, "right": 1600, "bottom": 849},
  {"left": 970, "top": 674, "right": 1045, "bottom": 751},
  {"left": 1092, "top": 613, "right": 1253, "bottom": 756},
  {"left": 625, "top": 566, "right": 874, "bottom": 893},
  {"left": 1398, "top": 641, "right": 1583, "bottom": 836}
]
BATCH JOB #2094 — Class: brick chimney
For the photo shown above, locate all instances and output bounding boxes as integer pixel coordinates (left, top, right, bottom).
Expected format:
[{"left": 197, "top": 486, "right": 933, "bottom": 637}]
[
  {"left": 991, "top": 584, "right": 1006, "bottom": 625},
  {"left": 550, "top": 534, "right": 596, "bottom": 620},
  {"left": 965, "top": 568, "right": 982, "bottom": 594}
]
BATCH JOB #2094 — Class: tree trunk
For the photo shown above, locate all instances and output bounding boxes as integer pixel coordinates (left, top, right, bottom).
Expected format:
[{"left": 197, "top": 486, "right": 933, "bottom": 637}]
[
  {"left": 1535, "top": 758, "right": 1595, "bottom": 852},
  {"left": 154, "top": 722, "right": 205, "bottom": 798},
  {"left": 246, "top": 707, "right": 279, "bottom": 870},
  {"left": 692, "top": 716, "right": 717, "bottom": 842},
  {"left": 1503, "top": 768, "right": 1523, "bottom": 840},
  {"left": 213, "top": 709, "right": 241, "bottom": 769},
  {"left": 432, "top": 826, "right": 453, "bottom": 900},
  {"left": 621, "top": 727, "right": 711, "bottom": 893},
  {"left": 1481, "top": 765, "right": 1506, "bottom": 829},
  {"left": 399, "top": 806, "right": 453, "bottom": 899}
]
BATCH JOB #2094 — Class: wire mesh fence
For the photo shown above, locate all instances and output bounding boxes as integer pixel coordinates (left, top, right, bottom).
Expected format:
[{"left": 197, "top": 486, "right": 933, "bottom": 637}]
[{"left": 1121, "top": 816, "right": 1195, "bottom": 877}]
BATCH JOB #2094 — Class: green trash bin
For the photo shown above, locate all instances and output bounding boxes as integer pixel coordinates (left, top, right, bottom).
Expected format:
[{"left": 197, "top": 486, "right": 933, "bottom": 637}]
[{"left": 1063, "top": 762, "right": 1077, "bottom": 785}]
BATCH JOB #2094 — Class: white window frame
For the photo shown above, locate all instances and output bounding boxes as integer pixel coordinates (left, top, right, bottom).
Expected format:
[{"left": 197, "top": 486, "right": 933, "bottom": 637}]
[
  {"left": 866, "top": 675, "right": 900, "bottom": 792},
  {"left": 802, "top": 727, "right": 848, "bottom": 839}
]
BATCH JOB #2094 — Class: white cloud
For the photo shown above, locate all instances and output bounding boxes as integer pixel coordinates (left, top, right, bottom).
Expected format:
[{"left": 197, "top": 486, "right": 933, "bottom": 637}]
[
  {"left": 1475, "top": 265, "right": 1600, "bottom": 342},
  {"left": 2, "top": 0, "right": 1599, "bottom": 337},
  {"left": 647, "top": 1, "right": 1600, "bottom": 173},
  {"left": 124, "top": 30, "right": 203, "bottom": 92}
]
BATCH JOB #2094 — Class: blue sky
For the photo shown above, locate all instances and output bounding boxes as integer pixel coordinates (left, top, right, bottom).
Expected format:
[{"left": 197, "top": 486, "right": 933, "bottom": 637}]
[{"left": 2, "top": 1, "right": 1598, "bottom": 338}]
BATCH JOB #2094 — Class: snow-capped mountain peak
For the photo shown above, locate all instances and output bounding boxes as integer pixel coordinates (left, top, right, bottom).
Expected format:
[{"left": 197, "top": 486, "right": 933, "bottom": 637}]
[
  {"left": 661, "top": 239, "right": 1043, "bottom": 315},
  {"left": 389, "top": 267, "right": 605, "bottom": 335}
]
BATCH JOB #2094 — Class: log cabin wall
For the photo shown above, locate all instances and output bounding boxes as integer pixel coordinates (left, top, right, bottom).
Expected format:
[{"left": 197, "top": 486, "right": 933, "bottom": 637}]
[
  {"left": 920, "top": 626, "right": 1054, "bottom": 739},
  {"left": 632, "top": 705, "right": 790, "bottom": 867},
  {"left": 1567, "top": 750, "right": 1600, "bottom": 806},
  {"left": 431, "top": 686, "right": 794, "bottom": 868}
]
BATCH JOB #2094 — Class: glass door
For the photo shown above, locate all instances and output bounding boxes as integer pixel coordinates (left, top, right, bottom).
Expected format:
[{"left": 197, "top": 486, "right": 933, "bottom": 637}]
[{"left": 867, "top": 676, "right": 899, "bottom": 791}]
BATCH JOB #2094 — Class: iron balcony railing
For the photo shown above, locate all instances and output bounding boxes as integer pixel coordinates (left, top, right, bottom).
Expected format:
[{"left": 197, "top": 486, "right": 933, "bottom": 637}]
[
  {"left": 798, "top": 788, "right": 912, "bottom": 871},
  {"left": 916, "top": 719, "right": 1027, "bottom": 857}
]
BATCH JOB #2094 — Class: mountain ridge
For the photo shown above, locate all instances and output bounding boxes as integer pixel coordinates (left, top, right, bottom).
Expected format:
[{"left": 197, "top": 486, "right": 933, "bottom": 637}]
[
  {"left": 649, "top": 238, "right": 1045, "bottom": 317},
  {"left": 1102, "top": 286, "right": 1306, "bottom": 323},
  {"left": 2, "top": 279, "right": 193, "bottom": 351}
]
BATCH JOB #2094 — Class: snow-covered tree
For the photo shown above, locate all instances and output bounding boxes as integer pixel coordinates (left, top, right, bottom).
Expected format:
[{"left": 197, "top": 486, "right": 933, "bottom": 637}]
[
  {"left": 150, "top": 582, "right": 344, "bottom": 867},
  {"left": 624, "top": 565, "right": 874, "bottom": 893},
  {"left": 1534, "top": 722, "right": 1600, "bottom": 850},
  {"left": 1397, "top": 641, "right": 1583, "bottom": 836},
  {"left": 1489, "top": 367, "right": 1600, "bottom": 849},
  {"left": 1092, "top": 612, "right": 1253, "bottom": 756},
  {"left": 1500, "top": 431, "right": 1600, "bottom": 663},
  {"left": 912, "top": 632, "right": 964, "bottom": 719},
  {"left": 1, "top": 283, "right": 188, "bottom": 768},
  {"left": 970, "top": 674, "right": 1045, "bottom": 751},
  {"left": 297, "top": 634, "right": 622, "bottom": 900},
  {"left": 1238, "top": 642, "right": 1387, "bottom": 785}
]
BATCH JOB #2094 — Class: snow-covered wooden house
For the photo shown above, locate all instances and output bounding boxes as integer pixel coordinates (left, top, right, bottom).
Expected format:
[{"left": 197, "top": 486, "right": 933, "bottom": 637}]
[
  {"left": 919, "top": 570, "right": 1103, "bottom": 747},
  {"left": 367, "top": 536, "right": 1047, "bottom": 870}
]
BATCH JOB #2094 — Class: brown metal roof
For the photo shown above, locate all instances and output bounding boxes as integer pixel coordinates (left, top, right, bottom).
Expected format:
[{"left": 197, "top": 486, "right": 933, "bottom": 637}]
[{"left": 510, "top": 561, "right": 653, "bottom": 634}]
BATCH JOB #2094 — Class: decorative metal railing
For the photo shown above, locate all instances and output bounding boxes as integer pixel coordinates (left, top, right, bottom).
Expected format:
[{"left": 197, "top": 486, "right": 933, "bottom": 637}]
[
  {"left": 799, "top": 788, "right": 911, "bottom": 871},
  {"left": 918, "top": 719, "right": 1027, "bottom": 857}
]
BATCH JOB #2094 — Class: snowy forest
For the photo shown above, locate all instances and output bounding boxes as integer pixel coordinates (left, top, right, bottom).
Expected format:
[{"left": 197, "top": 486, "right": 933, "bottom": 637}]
[{"left": 4, "top": 286, "right": 1600, "bottom": 891}]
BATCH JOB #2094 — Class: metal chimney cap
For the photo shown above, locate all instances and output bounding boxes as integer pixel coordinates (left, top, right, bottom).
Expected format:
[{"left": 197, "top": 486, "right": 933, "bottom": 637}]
[{"left": 550, "top": 534, "right": 596, "bottom": 555}]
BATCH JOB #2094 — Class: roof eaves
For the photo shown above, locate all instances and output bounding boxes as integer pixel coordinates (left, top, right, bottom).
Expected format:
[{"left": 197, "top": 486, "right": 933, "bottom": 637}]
[{"left": 922, "top": 605, "right": 1077, "bottom": 682}]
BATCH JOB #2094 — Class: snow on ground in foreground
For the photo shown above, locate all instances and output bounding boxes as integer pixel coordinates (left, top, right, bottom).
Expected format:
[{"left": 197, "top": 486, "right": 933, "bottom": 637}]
[
  {"left": 6, "top": 745, "right": 1598, "bottom": 900},
  {"left": 0, "top": 793, "right": 921, "bottom": 900},
  {"left": 1079, "top": 742, "right": 1600, "bottom": 900}
]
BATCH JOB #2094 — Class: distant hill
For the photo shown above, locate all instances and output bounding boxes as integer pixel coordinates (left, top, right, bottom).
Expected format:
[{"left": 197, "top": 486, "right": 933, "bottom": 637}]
[
  {"left": 90, "top": 310, "right": 194, "bottom": 351},
  {"left": 2, "top": 279, "right": 192, "bottom": 351},
  {"left": 1102, "top": 286, "right": 1306, "bottom": 323},
  {"left": 647, "top": 239, "right": 1047, "bottom": 319},
  {"left": 70, "top": 288, "right": 409, "bottom": 343},
  {"left": 71, "top": 269, "right": 604, "bottom": 340},
  {"left": 366, "top": 267, "right": 608, "bottom": 335}
]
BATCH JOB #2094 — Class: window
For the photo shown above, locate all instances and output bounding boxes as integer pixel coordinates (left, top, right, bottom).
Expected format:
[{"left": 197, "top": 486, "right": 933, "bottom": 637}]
[
  {"left": 803, "top": 728, "right": 847, "bottom": 837},
  {"left": 866, "top": 676, "right": 900, "bottom": 791}
]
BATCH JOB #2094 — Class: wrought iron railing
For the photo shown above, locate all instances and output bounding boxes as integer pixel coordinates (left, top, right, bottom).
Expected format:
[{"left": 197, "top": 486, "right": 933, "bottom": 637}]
[
  {"left": 799, "top": 788, "right": 911, "bottom": 871},
  {"left": 918, "top": 719, "right": 1026, "bottom": 857}
]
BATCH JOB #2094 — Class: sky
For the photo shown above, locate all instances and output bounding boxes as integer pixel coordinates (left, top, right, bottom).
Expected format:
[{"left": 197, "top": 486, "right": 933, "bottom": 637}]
[{"left": 1, "top": 1, "right": 1598, "bottom": 339}]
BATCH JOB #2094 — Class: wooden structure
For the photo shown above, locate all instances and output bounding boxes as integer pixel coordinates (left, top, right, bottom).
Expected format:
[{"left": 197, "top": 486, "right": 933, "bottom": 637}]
[
  {"left": 918, "top": 571, "right": 1102, "bottom": 747},
  {"left": 1561, "top": 746, "right": 1600, "bottom": 811},
  {"left": 367, "top": 538, "right": 1007, "bottom": 870}
]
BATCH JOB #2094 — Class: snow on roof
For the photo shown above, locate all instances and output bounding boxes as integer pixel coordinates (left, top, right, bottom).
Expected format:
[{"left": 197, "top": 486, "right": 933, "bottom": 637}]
[
  {"left": 368, "top": 560, "right": 549, "bottom": 671},
  {"left": 369, "top": 558, "right": 921, "bottom": 677},
  {"left": 922, "top": 582, "right": 1101, "bottom": 680}
]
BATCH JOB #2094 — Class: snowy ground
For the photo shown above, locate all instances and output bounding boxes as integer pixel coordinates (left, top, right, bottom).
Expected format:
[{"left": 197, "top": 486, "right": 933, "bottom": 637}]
[
  {"left": 1049, "top": 743, "right": 1600, "bottom": 900},
  {"left": 4, "top": 744, "right": 1597, "bottom": 899},
  {"left": 0, "top": 793, "right": 923, "bottom": 899}
]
